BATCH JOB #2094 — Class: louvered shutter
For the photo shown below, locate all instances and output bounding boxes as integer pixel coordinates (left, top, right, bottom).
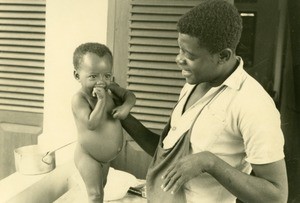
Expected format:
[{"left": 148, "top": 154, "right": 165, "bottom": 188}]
[
  {"left": 0, "top": 0, "right": 45, "bottom": 113},
  {"left": 127, "top": 0, "right": 200, "bottom": 131}
]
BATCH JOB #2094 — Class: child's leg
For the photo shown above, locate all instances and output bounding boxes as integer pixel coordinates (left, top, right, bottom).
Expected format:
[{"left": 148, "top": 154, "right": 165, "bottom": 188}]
[{"left": 74, "top": 144, "right": 110, "bottom": 203}]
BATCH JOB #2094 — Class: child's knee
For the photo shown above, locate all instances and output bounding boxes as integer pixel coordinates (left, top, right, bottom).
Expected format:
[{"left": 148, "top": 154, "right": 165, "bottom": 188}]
[
  {"left": 89, "top": 193, "right": 103, "bottom": 202},
  {"left": 87, "top": 188, "right": 103, "bottom": 202}
]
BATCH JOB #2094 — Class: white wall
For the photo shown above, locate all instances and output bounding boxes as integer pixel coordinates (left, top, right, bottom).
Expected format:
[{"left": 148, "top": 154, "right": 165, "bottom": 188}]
[{"left": 40, "top": 0, "right": 108, "bottom": 150}]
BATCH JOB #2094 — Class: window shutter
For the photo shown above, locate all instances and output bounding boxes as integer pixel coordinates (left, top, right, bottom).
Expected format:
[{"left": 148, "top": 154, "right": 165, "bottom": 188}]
[
  {"left": 127, "top": 0, "right": 199, "bottom": 131},
  {"left": 0, "top": 0, "right": 45, "bottom": 113}
]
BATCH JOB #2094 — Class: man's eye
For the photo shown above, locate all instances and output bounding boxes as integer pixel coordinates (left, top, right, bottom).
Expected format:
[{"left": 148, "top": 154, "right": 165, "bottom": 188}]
[
  {"left": 179, "top": 48, "right": 195, "bottom": 61},
  {"left": 185, "top": 54, "right": 195, "bottom": 60},
  {"left": 183, "top": 51, "right": 196, "bottom": 61},
  {"left": 89, "top": 75, "right": 97, "bottom": 79}
]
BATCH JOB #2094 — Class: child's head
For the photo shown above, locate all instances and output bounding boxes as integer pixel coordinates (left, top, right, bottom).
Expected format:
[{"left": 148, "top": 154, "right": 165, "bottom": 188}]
[
  {"left": 177, "top": 0, "right": 242, "bottom": 54},
  {"left": 73, "top": 42, "right": 113, "bottom": 94},
  {"left": 73, "top": 42, "right": 113, "bottom": 71}
]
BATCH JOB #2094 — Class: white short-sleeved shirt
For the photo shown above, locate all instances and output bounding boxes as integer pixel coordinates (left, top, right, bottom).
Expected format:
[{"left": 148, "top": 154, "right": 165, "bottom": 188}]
[{"left": 162, "top": 57, "right": 285, "bottom": 203}]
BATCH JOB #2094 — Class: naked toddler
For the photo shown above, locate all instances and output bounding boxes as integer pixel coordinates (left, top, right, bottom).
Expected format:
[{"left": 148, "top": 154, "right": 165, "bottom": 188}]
[{"left": 71, "top": 42, "right": 136, "bottom": 203}]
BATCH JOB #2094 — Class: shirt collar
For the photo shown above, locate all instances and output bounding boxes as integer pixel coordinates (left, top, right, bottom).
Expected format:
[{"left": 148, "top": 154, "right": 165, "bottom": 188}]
[{"left": 222, "top": 56, "right": 247, "bottom": 90}]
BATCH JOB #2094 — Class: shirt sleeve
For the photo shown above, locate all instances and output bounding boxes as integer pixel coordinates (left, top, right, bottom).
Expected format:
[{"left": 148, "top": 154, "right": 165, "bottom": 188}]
[{"left": 237, "top": 89, "right": 285, "bottom": 164}]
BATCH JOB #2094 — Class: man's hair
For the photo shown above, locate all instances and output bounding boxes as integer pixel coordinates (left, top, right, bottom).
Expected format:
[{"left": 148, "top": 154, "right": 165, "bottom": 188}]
[
  {"left": 73, "top": 42, "right": 113, "bottom": 70},
  {"left": 177, "top": 0, "right": 242, "bottom": 54}
]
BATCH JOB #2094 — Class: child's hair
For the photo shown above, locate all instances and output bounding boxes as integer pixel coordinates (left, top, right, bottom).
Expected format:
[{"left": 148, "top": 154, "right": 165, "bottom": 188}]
[
  {"left": 177, "top": 0, "right": 242, "bottom": 54},
  {"left": 73, "top": 42, "right": 113, "bottom": 70}
]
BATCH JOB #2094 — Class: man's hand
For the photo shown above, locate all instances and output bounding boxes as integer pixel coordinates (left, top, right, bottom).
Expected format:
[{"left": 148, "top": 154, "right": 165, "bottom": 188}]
[
  {"left": 161, "top": 151, "right": 213, "bottom": 194},
  {"left": 107, "top": 82, "right": 123, "bottom": 106}
]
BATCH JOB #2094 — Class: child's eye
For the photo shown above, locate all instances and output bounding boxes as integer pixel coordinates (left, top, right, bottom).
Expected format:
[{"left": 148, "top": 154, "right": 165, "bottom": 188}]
[
  {"left": 104, "top": 73, "right": 112, "bottom": 80},
  {"left": 89, "top": 75, "right": 97, "bottom": 79}
]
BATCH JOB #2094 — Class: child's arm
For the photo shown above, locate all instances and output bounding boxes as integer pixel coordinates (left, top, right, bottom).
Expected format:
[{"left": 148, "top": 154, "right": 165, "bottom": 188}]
[
  {"left": 72, "top": 88, "right": 107, "bottom": 131},
  {"left": 108, "top": 82, "right": 136, "bottom": 119}
]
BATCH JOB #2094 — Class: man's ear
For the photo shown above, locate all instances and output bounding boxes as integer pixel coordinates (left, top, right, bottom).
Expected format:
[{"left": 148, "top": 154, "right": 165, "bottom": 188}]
[
  {"left": 218, "top": 48, "right": 232, "bottom": 64},
  {"left": 73, "top": 70, "right": 80, "bottom": 80}
]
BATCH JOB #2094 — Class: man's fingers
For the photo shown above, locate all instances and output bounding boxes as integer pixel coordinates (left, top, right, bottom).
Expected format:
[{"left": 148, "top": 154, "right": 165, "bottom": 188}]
[
  {"left": 162, "top": 164, "right": 176, "bottom": 179},
  {"left": 161, "top": 166, "right": 178, "bottom": 189},
  {"left": 162, "top": 172, "right": 182, "bottom": 192},
  {"left": 170, "top": 176, "right": 185, "bottom": 194}
]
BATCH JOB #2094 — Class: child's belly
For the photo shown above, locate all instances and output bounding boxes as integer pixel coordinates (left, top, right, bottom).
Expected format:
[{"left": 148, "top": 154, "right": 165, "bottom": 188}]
[{"left": 79, "top": 120, "right": 123, "bottom": 162}]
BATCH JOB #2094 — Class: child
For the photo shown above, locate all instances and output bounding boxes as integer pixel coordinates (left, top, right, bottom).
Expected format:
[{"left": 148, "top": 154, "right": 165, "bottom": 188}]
[{"left": 71, "top": 42, "right": 136, "bottom": 203}]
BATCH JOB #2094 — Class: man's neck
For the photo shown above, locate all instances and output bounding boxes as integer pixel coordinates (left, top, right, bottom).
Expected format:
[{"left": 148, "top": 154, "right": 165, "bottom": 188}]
[{"left": 208, "top": 57, "right": 239, "bottom": 87}]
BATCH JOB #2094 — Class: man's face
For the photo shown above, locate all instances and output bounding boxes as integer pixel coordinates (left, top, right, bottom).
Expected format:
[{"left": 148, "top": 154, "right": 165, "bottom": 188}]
[{"left": 176, "top": 33, "right": 222, "bottom": 85}]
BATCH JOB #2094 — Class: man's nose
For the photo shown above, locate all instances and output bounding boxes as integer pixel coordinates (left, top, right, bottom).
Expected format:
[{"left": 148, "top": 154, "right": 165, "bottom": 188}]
[{"left": 175, "top": 54, "right": 186, "bottom": 65}]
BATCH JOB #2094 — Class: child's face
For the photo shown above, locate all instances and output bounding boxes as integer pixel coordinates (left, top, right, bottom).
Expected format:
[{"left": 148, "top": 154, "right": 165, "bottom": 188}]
[{"left": 75, "top": 52, "right": 112, "bottom": 95}]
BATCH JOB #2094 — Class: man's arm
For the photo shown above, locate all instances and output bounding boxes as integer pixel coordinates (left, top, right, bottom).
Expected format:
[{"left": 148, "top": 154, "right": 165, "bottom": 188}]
[
  {"left": 121, "top": 114, "right": 160, "bottom": 156},
  {"left": 109, "top": 82, "right": 160, "bottom": 155},
  {"left": 161, "top": 152, "right": 288, "bottom": 203},
  {"left": 108, "top": 83, "right": 136, "bottom": 119},
  {"left": 108, "top": 82, "right": 135, "bottom": 107},
  {"left": 209, "top": 155, "right": 288, "bottom": 203},
  {"left": 109, "top": 83, "right": 136, "bottom": 108}
]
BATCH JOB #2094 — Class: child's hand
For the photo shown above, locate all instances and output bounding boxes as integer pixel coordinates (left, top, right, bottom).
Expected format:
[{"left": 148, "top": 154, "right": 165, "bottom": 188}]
[
  {"left": 92, "top": 83, "right": 106, "bottom": 100},
  {"left": 112, "top": 105, "right": 130, "bottom": 120}
]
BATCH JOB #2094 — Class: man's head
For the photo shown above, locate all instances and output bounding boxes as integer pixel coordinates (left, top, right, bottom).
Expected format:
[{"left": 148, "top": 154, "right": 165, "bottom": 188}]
[
  {"left": 175, "top": 0, "right": 242, "bottom": 85},
  {"left": 177, "top": 0, "right": 242, "bottom": 54}
]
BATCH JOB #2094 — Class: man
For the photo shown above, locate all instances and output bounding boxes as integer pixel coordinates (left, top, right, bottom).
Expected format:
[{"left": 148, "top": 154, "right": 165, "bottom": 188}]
[{"left": 116, "top": 0, "right": 288, "bottom": 202}]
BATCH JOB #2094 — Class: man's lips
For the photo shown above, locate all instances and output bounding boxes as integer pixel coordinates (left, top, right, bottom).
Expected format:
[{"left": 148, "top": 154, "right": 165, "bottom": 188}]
[{"left": 182, "top": 69, "right": 192, "bottom": 77}]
